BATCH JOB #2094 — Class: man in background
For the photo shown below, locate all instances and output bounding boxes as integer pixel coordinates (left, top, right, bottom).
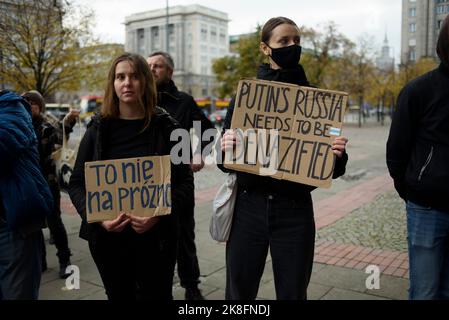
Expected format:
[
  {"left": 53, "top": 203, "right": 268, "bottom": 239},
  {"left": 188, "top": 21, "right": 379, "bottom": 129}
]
[{"left": 147, "top": 52, "right": 215, "bottom": 300}]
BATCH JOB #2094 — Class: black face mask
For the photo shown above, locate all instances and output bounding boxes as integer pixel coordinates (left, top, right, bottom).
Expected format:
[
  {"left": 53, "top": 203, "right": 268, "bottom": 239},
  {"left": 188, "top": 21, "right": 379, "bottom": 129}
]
[{"left": 266, "top": 44, "right": 302, "bottom": 69}]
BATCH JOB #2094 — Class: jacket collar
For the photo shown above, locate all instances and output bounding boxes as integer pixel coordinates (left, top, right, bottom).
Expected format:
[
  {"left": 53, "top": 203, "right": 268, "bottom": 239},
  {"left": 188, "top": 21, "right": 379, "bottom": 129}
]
[
  {"left": 157, "top": 80, "right": 181, "bottom": 101},
  {"left": 256, "top": 64, "right": 310, "bottom": 86}
]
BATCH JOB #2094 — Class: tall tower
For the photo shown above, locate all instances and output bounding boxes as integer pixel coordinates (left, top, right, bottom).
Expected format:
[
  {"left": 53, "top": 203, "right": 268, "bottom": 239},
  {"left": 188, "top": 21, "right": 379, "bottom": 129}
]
[{"left": 377, "top": 34, "right": 395, "bottom": 71}]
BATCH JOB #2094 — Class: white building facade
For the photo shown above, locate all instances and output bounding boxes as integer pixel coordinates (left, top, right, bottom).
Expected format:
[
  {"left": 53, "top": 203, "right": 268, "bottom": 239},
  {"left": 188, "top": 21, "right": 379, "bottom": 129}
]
[{"left": 125, "top": 4, "right": 230, "bottom": 98}]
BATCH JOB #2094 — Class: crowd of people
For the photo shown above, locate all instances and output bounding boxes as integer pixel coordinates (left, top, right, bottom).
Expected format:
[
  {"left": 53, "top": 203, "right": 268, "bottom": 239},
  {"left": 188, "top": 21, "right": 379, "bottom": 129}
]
[{"left": 0, "top": 14, "right": 449, "bottom": 301}]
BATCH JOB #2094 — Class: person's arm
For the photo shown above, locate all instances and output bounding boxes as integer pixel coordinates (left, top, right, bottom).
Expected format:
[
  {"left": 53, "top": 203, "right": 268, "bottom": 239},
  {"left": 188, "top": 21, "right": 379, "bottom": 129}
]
[
  {"left": 68, "top": 126, "right": 96, "bottom": 222},
  {"left": 217, "top": 97, "right": 236, "bottom": 173},
  {"left": 188, "top": 97, "right": 215, "bottom": 172},
  {"left": 54, "top": 109, "right": 80, "bottom": 145},
  {"left": 333, "top": 149, "right": 348, "bottom": 179},
  {"left": 168, "top": 118, "right": 195, "bottom": 214},
  {"left": 386, "top": 85, "right": 418, "bottom": 200}
]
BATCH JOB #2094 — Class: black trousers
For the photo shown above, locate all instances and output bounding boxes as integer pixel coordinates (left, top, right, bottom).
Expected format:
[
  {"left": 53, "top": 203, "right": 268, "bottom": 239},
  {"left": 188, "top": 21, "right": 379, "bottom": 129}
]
[
  {"left": 225, "top": 189, "right": 316, "bottom": 300},
  {"left": 176, "top": 203, "right": 201, "bottom": 288},
  {"left": 42, "top": 189, "right": 71, "bottom": 265},
  {"left": 89, "top": 222, "right": 177, "bottom": 300}
]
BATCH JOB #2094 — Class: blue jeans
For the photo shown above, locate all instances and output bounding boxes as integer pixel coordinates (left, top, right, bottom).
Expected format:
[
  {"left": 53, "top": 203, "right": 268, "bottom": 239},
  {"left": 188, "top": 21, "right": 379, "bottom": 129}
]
[
  {"left": 407, "top": 201, "right": 449, "bottom": 300},
  {"left": 0, "top": 222, "right": 42, "bottom": 300}
]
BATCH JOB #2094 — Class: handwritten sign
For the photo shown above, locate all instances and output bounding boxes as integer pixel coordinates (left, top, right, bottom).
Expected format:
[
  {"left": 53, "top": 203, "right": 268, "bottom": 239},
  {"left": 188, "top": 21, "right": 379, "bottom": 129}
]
[
  {"left": 224, "top": 79, "right": 348, "bottom": 188},
  {"left": 85, "top": 155, "right": 171, "bottom": 223}
]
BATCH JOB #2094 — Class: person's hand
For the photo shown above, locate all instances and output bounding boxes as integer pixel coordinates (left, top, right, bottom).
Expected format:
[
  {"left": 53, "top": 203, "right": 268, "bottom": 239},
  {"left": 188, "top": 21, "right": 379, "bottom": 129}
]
[
  {"left": 100, "top": 213, "right": 130, "bottom": 232},
  {"left": 128, "top": 215, "right": 160, "bottom": 234},
  {"left": 190, "top": 154, "right": 205, "bottom": 173},
  {"left": 332, "top": 136, "right": 348, "bottom": 158},
  {"left": 221, "top": 129, "right": 239, "bottom": 152},
  {"left": 65, "top": 109, "right": 80, "bottom": 123}
]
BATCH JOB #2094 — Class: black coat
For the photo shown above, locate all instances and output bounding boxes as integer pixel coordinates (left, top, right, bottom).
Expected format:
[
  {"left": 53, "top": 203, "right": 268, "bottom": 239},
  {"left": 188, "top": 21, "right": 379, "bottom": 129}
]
[
  {"left": 157, "top": 80, "right": 214, "bottom": 153},
  {"left": 218, "top": 64, "right": 348, "bottom": 197},
  {"left": 387, "top": 63, "right": 449, "bottom": 211},
  {"left": 68, "top": 107, "right": 194, "bottom": 241}
]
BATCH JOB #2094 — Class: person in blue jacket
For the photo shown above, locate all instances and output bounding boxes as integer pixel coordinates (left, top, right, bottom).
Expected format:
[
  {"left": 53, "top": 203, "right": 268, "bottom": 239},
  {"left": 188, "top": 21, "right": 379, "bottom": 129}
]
[{"left": 0, "top": 90, "right": 53, "bottom": 300}]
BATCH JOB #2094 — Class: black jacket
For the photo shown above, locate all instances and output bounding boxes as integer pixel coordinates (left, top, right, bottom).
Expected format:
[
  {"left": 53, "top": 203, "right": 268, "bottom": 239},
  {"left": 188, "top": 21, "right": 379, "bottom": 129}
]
[
  {"left": 68, "top": 107, "right": 194, "bottom": 241},
  {"left": 387, "top": 63, "right": 449, "bottom": 211},
  {"left": 218, "top": 64, "right": 348, "bottom": 196},
  {"left": 157, "top": 80, "right": 214, "bottom": 153}
]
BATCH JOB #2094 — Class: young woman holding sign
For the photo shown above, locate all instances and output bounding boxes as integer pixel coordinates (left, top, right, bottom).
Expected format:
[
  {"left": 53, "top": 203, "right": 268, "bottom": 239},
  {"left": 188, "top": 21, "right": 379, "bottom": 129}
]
[
  {"left": 69, "top": 53, "right": 194, "bottom": 300},
  {"left": 219, "top": 17, "right": 349, "bottom": 300}
]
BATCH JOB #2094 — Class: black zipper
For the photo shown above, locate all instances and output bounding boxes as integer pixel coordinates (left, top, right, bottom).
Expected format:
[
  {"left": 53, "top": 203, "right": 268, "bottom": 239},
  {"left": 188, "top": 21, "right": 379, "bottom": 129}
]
[{"left": 418, "top": 146, "right": 434, "bottom": 181}]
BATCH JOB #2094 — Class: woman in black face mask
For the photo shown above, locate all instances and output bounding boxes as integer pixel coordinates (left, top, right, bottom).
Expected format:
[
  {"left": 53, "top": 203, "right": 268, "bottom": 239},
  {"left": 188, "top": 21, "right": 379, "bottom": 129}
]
[{"left": 218, "top": 17, "right": 349, "bottom": 300}]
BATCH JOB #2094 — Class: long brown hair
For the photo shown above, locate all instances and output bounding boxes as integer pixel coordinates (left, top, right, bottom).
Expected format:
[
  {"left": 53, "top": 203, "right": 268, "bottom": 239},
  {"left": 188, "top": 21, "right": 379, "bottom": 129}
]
[
  {"left": 437, "top": 15, "right": 449, "bottom": 67},
  {"left": 102, "top": 53, "right": 157, "bottom": 129},
  {"left": 261, "top": 17, "right": 298, "bottom": 43}
]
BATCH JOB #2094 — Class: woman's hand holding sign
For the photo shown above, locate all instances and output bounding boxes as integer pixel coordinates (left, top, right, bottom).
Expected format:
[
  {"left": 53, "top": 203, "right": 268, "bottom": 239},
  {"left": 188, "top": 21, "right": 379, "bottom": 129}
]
[
  {"left": 332, "top": 136, "right": 348, "bottom": 158},
  {"left": 221, "top": 129, "right": 239, "bottom": 152},
  {"left": 128, "top": 215, "right": 160, "bottom": 234},
  {"left": 101, "top": 213, "right": 130, "bottom": 232}
]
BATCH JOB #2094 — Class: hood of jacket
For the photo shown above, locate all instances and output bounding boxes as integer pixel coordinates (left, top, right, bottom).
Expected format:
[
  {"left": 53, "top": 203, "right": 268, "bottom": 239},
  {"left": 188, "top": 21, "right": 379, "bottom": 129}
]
[{"left": 0, "top": 91, "right": 32, "bottom": 113}]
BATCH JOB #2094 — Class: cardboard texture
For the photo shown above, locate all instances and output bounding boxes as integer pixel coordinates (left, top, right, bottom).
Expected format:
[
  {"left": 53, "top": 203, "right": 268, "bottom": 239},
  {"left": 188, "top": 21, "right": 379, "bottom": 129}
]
[
  {"left": 224, "top": 79, "right": 348, "bottom": 188},
  {"left": 85, "top": 155, "right": 172, "bottom": 223}
]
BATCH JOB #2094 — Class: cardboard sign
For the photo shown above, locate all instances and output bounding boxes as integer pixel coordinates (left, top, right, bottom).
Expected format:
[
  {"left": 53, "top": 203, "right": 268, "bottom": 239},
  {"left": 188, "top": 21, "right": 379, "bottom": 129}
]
[
  {"left": 224, "top": 79, "right": 348, "bottom": 188},
  {"left": 85, "top": 155, "right": 171, "bottom": 223}
]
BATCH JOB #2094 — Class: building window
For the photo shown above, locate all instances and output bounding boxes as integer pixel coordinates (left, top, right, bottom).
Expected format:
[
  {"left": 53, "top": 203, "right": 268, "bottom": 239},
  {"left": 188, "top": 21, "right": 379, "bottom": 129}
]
[
  {"left": 409, "top": 48, "right": 416, "bottom": 62},
  {"left": 437, "top": 20, "right": 443, "bottom": 29},
  {"left": 409, "top": 23, "right": 416, "bottom": 33},
  {"left": 211, "top": 26, "right": 217, "bottom": 43},
  {"left": 201, "top": 24, "right": 208, "bottom": 42},
  {"left": 409, "top": 7, "right": 416, "bottom": 17},
  {"left": 437, "top": 5, "right": 444, "bottom": 14},
  {"left": 137, "top": 28, "right": 145, "bottom": 55},
  {"left": 168, "top": 24, "right": 175, "bottom": 35},
  {"left": 151, "top": 26, "right": 159, "bottom": 51}
]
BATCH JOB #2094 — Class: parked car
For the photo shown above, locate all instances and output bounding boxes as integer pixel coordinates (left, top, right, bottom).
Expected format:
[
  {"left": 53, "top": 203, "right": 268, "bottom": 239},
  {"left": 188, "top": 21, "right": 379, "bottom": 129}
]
[{"left": 208, "top": 109, "right": 228, "bottom": 127}]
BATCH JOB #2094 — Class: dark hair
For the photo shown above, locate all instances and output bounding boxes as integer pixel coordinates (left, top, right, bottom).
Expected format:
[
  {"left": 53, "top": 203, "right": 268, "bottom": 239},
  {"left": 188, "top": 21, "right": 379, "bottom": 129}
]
[
  {"left": 22, "top": 90, "right": 45, "bottom": 113},
  {"left": 261, "top": 17, "right": 298, "bottom": 43},
  {"left": 102, "top": 53, "right": 156, "bottom": 130},
  {"left": 148, "top": 51, "right": 175, "bottom": 70},
  {"left": 437, "top": 15, "right": 449, "bottom": 67}
]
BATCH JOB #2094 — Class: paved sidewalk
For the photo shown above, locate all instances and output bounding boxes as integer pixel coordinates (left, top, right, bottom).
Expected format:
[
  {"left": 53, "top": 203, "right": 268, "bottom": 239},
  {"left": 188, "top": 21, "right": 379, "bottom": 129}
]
[{"left": 39, "top": 120, "right": 410, "bottom": 300}]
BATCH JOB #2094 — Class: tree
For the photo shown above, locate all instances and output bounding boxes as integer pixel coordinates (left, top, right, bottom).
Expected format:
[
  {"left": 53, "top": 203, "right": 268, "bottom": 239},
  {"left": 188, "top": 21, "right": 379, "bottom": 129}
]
[
  {"left": 300, "top": 22, "right": 352, "bottom": 88},
  {"left": 212, "top": 26, "right": 265, "bottom": 98},
  {"left": 80, "top": 43, "right": 125, "bottom": 94},
  {"left": 0, "top": 0, "right": 97, "bottom": 99},
  {"left": 211, "top": 56, "right": 239, "bottom": 99}
]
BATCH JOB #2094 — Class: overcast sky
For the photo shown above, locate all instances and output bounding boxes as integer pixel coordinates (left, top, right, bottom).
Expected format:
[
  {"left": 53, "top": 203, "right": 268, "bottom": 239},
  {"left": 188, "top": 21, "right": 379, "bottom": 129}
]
[{"left": 74, "top": 0, "right": 402, "bottom": 60}]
